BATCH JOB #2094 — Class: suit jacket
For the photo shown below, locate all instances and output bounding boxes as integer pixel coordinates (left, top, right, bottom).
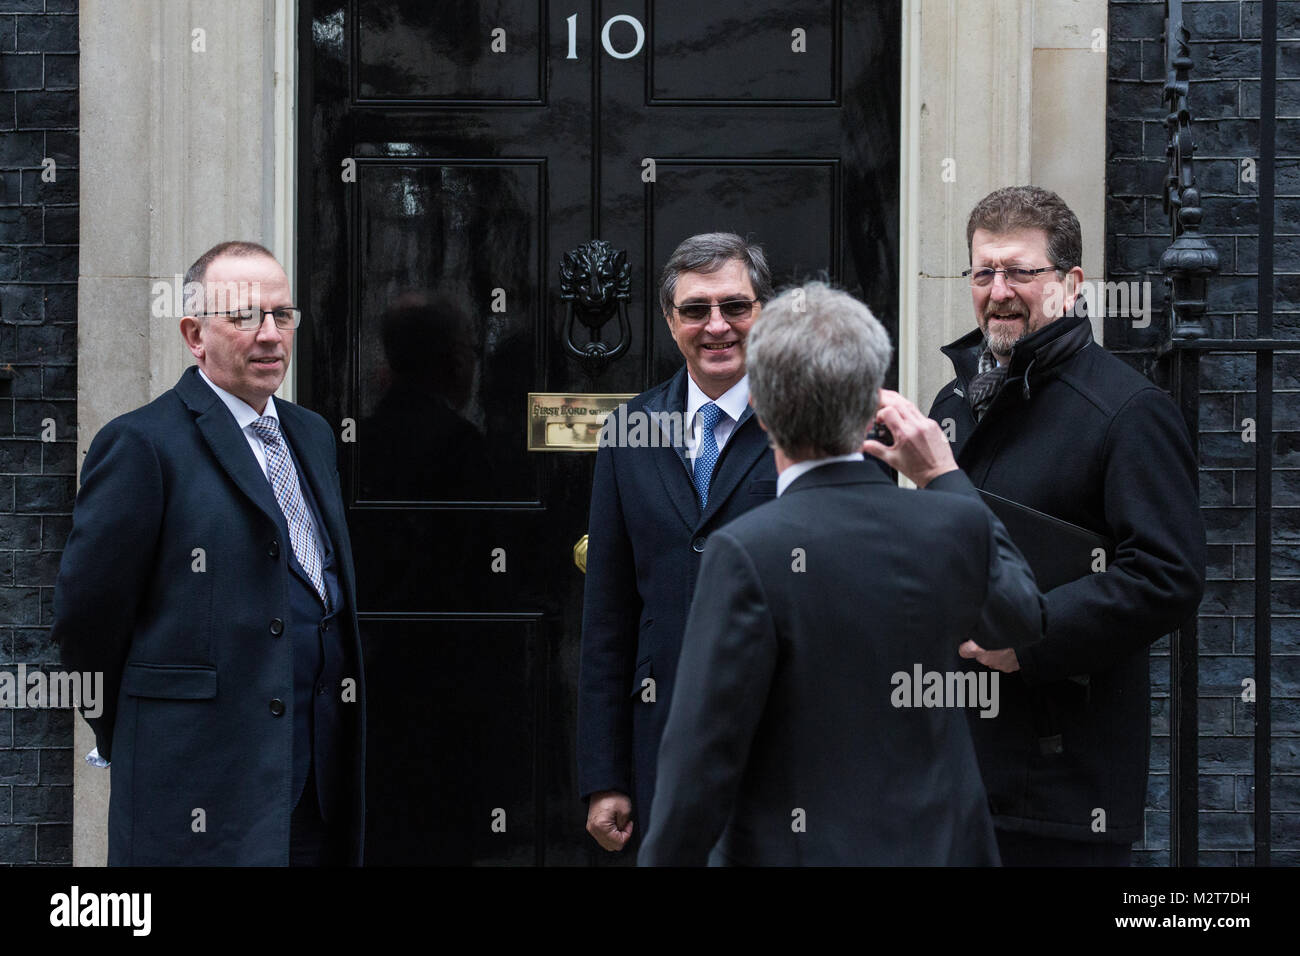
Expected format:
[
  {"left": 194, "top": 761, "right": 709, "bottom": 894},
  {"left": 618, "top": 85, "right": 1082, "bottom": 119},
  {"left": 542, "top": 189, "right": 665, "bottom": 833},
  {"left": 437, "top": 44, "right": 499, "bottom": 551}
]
[
  {"left": 639, "top": 462, "right": 1045, "bottom": 866},
  {"left": 54, "top": 366, "right": 366, "bottom": 865},
  {"left": 577, "top": 367, "right": 777, "bottom": 831}
]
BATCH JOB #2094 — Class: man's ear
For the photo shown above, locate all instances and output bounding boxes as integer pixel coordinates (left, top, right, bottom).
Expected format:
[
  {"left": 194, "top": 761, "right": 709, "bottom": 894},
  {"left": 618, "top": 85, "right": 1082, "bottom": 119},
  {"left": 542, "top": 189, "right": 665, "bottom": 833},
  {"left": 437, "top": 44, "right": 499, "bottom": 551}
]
[
  {"left": 179, "top": 316, "right": 204, "bottom": 361},
  {"left": 1063, "top": 266, "right": 1085, "bottom": 309}
]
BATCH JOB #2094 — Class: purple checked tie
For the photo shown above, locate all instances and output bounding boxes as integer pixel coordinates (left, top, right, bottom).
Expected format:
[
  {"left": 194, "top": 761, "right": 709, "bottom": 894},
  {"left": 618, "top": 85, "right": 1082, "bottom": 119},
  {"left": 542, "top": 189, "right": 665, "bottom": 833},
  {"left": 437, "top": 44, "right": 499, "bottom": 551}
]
[{"left": 251, "top": 416, "right": 328, "bottom": 608}]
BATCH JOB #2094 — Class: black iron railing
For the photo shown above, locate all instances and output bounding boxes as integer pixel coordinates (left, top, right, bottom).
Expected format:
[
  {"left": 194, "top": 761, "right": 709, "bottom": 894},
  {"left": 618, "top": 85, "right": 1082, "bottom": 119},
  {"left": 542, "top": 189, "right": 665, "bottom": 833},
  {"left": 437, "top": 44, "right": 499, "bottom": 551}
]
[{"left": 1160, "top": 0, "right": 1276, "bottom": 866}]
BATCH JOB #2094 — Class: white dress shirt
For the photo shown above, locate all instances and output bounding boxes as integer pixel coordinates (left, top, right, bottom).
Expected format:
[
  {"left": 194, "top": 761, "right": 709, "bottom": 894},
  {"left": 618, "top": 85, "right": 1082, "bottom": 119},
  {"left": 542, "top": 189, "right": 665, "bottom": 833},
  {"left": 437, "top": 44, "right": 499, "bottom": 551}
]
[
  {"left": 685, "top": 374, "right": 750, "bottom": 464},
  {"left": 776, "top": 452, "right": 865, "bottom": 497}
]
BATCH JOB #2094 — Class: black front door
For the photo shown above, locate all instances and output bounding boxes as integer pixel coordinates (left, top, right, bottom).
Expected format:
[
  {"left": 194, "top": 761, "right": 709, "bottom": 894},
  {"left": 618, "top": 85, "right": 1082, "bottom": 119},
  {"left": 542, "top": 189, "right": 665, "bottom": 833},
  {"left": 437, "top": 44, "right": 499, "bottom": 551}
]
[{"left": 298, "top": 0, "right": 899, "bottom": 865}]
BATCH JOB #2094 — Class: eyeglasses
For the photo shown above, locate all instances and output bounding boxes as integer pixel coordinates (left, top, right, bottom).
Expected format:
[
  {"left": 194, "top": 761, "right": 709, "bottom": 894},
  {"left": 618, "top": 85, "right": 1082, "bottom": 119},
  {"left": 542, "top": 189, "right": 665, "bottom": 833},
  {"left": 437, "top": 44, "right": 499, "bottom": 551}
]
[
  {"left": 962, "top": 266, "right": 1057, "bottom": 287},
  {"left": 673, "top": 299, "right": 757, "bottom": 323},
  {"left": 194, "top": 308, "right": 303, "bottom": 331}
]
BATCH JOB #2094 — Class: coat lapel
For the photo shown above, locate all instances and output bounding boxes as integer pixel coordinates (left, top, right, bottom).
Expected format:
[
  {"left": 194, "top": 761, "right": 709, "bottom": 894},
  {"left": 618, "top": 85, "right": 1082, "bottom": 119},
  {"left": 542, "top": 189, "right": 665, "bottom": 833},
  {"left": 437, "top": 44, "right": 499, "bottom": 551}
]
[
  {"left": 277, "top": 404, "right": 345, "bottom": 557},
  {"left": 642, "top": 367, "right": 773, "bottom": 530},
  {"left": 175, "top": 367, "right": 287, "bottom": 536},
  {"left": 699, "top": 404, "right": 768, "bottom": 526},
  {"left": 642, "top": 368, "right": 700, "bottom": 533},
  {"left": 278, "top": 403, "right": 361, "bottom": 609},
  {"left": 277, "top": 407, "right": 330, "bottom": 524}
]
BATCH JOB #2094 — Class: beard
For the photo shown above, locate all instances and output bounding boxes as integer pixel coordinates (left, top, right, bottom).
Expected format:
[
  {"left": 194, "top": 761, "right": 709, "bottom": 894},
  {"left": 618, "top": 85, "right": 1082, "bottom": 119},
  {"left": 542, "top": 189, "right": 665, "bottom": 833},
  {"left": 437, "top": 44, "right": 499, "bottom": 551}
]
[{"left": 980, "top": 311, "right": 1029, "bottom": 359}]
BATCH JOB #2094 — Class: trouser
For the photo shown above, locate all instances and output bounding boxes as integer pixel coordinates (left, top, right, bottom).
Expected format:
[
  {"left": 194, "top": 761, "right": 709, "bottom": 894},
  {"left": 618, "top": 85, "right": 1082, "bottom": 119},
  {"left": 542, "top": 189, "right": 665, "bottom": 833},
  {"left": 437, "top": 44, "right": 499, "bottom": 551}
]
[{"left": 289, "top": 769, "right": 346, "bottom": 867}]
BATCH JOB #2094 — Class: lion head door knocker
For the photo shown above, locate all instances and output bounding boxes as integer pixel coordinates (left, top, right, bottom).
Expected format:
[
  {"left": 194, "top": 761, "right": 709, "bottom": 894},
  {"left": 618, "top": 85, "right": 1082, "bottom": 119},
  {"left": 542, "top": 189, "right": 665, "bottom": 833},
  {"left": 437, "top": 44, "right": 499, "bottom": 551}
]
[{"left": 560, "top": 239, "right": 632, "bottom": 377}]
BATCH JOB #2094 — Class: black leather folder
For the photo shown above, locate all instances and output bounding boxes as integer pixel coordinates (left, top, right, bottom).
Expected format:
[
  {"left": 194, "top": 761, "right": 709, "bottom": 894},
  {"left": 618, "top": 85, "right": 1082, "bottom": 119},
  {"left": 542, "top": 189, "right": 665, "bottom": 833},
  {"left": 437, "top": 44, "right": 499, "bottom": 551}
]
[{"left": 977, "top": 490, "right": 1114, "bottom": 592}]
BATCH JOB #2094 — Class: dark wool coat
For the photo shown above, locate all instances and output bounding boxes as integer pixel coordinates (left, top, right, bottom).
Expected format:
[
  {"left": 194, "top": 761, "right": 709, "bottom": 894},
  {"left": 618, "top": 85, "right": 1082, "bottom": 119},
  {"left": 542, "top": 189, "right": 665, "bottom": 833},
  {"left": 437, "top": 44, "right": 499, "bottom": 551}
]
[
  {"left": 55, "top": 367, "right": 366, "bottom": 865},
  {"left": 929, "top": 311, "right": 1205, "bottom": 843}
]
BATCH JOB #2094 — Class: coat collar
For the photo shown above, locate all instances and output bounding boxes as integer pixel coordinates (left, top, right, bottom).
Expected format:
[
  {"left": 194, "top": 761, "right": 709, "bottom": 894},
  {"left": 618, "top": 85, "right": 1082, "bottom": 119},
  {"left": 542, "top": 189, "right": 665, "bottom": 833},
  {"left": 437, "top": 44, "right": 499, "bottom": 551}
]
[
  {"left": 641, "top": 366, "right": 767, "bottom": 531},
  {"left": 940, "top": 304, "right": 1094, "bottom": 394},
  {"left": 782, "top": 458, "right": 893, "bottom": 497}
]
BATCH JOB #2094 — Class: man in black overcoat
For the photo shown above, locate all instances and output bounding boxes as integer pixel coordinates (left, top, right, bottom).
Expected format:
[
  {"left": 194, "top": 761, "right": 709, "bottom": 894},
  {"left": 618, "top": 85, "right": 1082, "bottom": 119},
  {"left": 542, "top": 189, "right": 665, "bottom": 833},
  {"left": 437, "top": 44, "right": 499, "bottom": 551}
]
[
  {"left": 55, "top": 241, "right": 365, "bottom": 865},
  {"left": 928, "top": 186, "right": 1206, "bottom": 865}
]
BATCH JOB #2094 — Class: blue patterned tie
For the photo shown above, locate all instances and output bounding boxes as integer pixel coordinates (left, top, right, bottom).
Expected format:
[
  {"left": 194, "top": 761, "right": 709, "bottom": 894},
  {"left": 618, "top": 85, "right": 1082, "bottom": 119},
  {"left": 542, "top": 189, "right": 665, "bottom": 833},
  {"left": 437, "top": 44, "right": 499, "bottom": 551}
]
[
  {"left": 693, "top": 402, "right": 723, "bottom": 509},
  {"left": 251, "top": 416, "right": 328, "bottom": 608}
]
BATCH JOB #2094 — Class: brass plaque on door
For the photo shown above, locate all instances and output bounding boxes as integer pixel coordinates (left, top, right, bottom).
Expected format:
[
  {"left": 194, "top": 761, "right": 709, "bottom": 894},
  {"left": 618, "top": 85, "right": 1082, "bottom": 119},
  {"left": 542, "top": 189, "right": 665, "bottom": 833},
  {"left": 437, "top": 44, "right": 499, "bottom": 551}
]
[{"left": 527, "top": 393, "right": 636, "bottom": 452}]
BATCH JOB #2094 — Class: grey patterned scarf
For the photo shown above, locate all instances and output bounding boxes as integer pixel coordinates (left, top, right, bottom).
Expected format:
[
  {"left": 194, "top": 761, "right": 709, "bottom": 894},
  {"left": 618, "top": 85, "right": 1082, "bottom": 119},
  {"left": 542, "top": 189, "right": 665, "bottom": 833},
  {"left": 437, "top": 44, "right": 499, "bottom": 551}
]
[{"left": 966, "top": 346, "right": 1007, "bottom": 423}]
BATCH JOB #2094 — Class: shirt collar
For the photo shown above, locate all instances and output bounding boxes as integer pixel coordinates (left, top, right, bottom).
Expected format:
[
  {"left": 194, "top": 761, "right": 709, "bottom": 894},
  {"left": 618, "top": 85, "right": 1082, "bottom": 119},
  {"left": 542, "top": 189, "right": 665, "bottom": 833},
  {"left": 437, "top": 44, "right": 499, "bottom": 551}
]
[
  {"left": 776, "top": 452, "right": 864, "bottom": 497},
  {"left": 197, "top": 366, "right": 279, "bottom": 430},
  {"left": 685, "top": 374, "right": 749, "bottom": 427}
]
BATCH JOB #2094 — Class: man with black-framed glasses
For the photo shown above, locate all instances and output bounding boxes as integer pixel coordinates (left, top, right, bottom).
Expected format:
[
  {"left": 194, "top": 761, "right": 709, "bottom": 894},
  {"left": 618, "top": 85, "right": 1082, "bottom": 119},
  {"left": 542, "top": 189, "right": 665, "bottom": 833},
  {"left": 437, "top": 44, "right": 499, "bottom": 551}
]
[
  {"left": 917, "top": 186, "right": 1205, "bottom": 865},
  {"left": 54, "top": 240, "right": 365, "bottom": 866},
  {"left": 578, "top": 232, "right": 778, "bottom": 856}
]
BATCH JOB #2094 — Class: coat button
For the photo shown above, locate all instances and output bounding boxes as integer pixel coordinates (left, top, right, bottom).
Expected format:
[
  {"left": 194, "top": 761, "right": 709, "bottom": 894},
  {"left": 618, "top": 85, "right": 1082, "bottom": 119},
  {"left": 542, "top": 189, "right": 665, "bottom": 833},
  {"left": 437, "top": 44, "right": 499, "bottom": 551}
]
[
  {"left": 316, "top": 682, "right": 327, "bottom": 697},
  {"left": 268, "top": 539, "right": 280, "bottom": 558},
  {"left": 269, "top": 698, "right": 285, "bottom": 717},
  {"left": 692, "top": 536, "right": 707, "bottom": 553},
  {"left": 270, "top": 618, "right": 284, "bottom": 636}
]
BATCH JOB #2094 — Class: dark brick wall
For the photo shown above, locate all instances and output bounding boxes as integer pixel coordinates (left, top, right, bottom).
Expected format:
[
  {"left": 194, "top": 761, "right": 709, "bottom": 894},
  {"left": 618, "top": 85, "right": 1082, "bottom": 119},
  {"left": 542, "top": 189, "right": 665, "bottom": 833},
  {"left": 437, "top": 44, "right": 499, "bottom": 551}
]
[
  {"left": 0, "top": 0, "right": 76, "bottom": 866},
  {"left": 1109, "top": 0, "right": 1300, "bottom": 866}
]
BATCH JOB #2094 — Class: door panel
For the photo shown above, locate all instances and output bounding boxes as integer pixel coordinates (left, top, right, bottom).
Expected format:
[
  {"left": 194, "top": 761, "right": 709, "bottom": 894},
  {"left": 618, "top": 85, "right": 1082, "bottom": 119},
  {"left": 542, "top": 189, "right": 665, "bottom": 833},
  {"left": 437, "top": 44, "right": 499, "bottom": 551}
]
[
  {"left": 354, "top": 160, "right": 542, "bottom": 504},
  {"left": 647, "top": 160, "right": 838, "bottom": 380},
  {"left": 299, "top": 0, "right": 899, "bottom": 865},
  {"left": 356, "top": 1, "right": 545, "bottom": 102},
  {"left": 361, "top": 617, "right": 542, "bottom": 865},
  {"left": 648, "top": 0, "right": 837, "bottom": 103}
]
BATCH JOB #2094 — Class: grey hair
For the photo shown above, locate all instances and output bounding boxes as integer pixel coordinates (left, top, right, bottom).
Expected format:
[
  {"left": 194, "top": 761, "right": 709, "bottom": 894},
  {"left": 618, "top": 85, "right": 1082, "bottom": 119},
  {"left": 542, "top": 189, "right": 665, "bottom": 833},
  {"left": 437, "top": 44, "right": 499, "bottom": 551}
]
[
  {"left": 657, "top": 232, "right": 774, "bottom": 319},
  {"left": 747, "top": 282, "right": 893, "bottom": 459}
]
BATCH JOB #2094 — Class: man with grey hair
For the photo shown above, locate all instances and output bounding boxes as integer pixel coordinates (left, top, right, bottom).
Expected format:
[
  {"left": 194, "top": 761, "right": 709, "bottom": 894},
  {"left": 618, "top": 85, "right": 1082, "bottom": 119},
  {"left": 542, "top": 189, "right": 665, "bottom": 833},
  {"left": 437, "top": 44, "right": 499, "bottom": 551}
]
[
  {"left": 578, "top": 232, "right": 778, "bottom": 854},
  {"left": 640, "top": 282, "right": 1045, "bottom": 866}
]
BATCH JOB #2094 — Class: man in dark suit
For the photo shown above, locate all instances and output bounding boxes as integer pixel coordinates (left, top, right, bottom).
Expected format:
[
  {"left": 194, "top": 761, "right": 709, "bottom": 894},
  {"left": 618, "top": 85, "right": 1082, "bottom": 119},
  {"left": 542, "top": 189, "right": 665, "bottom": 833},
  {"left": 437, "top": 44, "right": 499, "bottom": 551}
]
[
  {"left": 639, "top": 282, "right": 1046, "bottom": 866},
  {"left": 578, "top": 233, "right": 778, "bottom": 853},
  {"left": 54, "top": 241, "right": 365, "bottom": 866}
]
